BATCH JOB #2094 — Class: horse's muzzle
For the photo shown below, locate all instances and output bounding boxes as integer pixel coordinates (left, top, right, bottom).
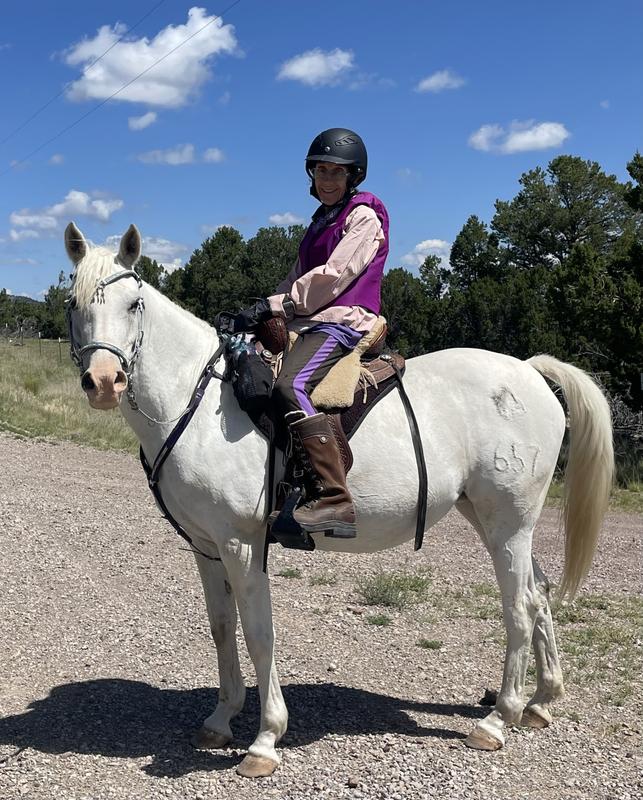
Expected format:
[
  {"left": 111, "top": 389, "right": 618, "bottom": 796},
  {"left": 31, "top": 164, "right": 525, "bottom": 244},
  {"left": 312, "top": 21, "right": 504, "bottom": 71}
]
[{"left": 81, "top": 367, "right": 127, "bottom": 409}]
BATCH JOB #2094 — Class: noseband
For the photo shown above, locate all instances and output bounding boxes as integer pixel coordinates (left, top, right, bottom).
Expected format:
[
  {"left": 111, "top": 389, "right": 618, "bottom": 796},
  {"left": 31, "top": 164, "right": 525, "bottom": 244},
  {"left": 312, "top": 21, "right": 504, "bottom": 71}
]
[{"left": 67, "top": 269, "right": 145, "bottom": 410}]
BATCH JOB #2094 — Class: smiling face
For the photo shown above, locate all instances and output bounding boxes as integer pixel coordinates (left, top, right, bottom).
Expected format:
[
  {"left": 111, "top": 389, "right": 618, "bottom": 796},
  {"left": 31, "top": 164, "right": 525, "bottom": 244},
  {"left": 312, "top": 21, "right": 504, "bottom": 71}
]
[{"left": 313, "top": 163, "right": 349, "bottom": 206}]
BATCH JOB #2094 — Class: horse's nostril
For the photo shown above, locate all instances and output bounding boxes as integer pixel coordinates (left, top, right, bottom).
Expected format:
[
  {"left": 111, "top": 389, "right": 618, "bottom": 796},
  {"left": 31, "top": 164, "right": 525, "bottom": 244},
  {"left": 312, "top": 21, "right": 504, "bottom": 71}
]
[
  {"left": 81, "top": 372, "right": 95, "bottom": 391},
  {"left": 114, "top": 370, "right": 127, "bottom": 389}
]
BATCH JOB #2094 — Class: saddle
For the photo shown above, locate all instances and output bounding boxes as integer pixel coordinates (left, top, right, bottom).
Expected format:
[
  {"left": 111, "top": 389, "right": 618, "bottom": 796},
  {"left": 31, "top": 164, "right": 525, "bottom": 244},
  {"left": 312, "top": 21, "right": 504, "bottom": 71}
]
[
  {"left": 255, "top": 316, "right": 405, "bottom": 470},
  {"left": 230, "top": 316, "right": 426, "bottom": 554}
]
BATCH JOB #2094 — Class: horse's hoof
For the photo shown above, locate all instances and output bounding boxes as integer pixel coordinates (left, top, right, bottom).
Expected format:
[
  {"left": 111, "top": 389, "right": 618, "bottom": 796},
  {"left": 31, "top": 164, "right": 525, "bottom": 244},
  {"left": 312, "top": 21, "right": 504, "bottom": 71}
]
[
  {"left": 191, "top": 726, "right": 232, "bottom": 750},
  {"left": 464, "top": 728, "right": 503, "bottom": 751},
  {"left": 236, "top": 754, "right": 279, "bottom": 778},
  {"left": 521, "top": 706, "right": 551, "bottom": 729}
]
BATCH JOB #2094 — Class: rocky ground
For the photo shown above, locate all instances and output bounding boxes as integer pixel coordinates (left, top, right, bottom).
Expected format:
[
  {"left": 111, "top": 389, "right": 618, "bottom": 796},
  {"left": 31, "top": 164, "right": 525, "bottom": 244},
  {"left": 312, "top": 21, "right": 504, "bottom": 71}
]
[{"left": 0, "top": 433, "right": 641, "bottom": 800}]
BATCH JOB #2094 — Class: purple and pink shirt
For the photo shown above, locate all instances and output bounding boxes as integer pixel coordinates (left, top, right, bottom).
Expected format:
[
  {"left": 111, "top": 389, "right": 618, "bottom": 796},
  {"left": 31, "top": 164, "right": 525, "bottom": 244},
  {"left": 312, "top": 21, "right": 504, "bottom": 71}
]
[{"left": 269, "top": 192, "right": 389, "bottom": 334}]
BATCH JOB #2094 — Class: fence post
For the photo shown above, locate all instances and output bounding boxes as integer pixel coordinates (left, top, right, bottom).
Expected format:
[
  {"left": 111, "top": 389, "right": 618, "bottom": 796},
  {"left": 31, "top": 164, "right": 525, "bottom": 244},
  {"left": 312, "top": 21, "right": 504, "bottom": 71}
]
[
  {"left": 38, "top": 331, "right": 42, "bottom": 356},
  {"left": 58, "top": 337, "right": 62, "bottom": 364}
]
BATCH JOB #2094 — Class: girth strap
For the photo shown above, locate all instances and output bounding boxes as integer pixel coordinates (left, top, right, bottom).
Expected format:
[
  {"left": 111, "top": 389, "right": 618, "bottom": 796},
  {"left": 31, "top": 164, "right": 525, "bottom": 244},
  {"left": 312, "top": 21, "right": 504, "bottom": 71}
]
[{"left": 388, "top": 358, "right": 428, "bottom": 551}]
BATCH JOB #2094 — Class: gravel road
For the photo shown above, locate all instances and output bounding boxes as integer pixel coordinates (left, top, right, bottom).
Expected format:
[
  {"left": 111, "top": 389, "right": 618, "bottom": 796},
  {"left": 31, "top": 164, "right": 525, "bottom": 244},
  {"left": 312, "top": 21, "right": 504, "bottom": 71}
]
[{"left": 0, "top": 433, "right": 641, "bottom": 800}]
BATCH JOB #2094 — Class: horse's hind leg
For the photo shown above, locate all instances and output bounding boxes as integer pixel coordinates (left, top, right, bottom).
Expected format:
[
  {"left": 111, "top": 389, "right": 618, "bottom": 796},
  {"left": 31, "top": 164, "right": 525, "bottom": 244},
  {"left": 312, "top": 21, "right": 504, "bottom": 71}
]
[
  {"left": 521, "top": 557, "right": 564, "bottom": 728},
  {"left": 456, "top": 497, "right": 542, "bottom": 750},
  {"left": 192, "top": 554, "right": 247, "bottom": 749}
]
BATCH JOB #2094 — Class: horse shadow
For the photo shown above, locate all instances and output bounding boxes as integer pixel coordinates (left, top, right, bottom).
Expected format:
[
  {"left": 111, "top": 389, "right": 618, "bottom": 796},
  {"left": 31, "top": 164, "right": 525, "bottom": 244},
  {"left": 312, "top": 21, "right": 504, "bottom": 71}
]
[{"left": 0, "top": 679, "right": 486, "bottom": 777}]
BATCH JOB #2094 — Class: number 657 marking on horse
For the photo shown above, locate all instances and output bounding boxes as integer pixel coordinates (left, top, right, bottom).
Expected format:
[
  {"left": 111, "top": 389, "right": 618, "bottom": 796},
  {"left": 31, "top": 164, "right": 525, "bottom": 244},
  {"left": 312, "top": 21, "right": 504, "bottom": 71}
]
[
  {"left": 64, "top": 223, "right": 614, "bottom": 778},
  {"left": 494, "top": 443, "right": 541, "bottom": 475}
]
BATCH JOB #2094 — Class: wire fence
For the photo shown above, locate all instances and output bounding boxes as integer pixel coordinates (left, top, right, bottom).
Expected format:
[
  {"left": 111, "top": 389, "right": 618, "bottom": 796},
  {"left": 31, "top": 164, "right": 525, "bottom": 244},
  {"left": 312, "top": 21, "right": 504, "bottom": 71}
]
[{"left": 0, "top": 331, "right": 71, "bottom": 365}]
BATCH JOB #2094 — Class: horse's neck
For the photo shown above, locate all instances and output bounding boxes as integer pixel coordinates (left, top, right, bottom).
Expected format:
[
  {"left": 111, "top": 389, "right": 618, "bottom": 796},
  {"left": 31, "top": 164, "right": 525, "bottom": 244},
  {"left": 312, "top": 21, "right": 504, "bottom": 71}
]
[{"left": 121, "top": 285, "right": 220, "bottom": 445}]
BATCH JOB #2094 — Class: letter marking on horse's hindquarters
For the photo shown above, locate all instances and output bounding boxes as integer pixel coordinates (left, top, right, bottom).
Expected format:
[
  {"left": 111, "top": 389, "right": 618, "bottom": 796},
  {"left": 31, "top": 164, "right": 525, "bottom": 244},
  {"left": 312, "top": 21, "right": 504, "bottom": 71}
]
[
  {"left": 492, "top": 387, "right": 527, "bottom": 419},
  {"left": 494, "top": 443, "right": 541, "bottom": 475}
]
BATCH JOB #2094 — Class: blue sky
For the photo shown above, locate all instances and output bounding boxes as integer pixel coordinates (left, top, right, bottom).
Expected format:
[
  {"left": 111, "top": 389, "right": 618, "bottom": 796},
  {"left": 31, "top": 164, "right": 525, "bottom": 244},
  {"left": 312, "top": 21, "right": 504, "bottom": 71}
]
[{"left": 1, "top": 0, "right": 641, "bottom": 299}]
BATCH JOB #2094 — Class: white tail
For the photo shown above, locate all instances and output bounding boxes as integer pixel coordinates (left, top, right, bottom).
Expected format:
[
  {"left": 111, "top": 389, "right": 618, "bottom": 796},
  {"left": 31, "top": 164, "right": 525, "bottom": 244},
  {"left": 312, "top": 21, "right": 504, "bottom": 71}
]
[{"left": 527, "top": 355, "right": 614, "bottom": 597}]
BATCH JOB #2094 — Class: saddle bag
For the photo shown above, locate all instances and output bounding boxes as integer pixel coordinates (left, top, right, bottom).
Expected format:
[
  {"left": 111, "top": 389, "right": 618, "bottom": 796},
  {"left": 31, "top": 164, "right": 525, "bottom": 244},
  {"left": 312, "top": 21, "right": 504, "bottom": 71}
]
[{"left": 231, "top": 347, "right": 273, "bottom": 420}]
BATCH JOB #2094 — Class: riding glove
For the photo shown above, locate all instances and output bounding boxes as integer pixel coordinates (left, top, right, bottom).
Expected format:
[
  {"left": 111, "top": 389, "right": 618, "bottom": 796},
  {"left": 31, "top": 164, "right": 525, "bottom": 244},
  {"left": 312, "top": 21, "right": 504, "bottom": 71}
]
[{"left": 215, "top": 297, "right": 273, "bottom": 335}]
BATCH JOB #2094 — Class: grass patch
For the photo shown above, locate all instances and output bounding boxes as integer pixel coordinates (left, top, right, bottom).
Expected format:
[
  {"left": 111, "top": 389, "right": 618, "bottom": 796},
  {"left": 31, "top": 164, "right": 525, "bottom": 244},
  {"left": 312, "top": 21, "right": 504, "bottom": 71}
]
[
  {"left": 356, "top": 570, "right": 431, "bottom": 609},
  {"left": 0, "top": 339, "right": 137, "bottom": 452},
  {"left": 547, "top": 479, "right": 643, "bottom": 514},
  {"left": 310, "top": 571, "right": 337, "bottom": 586},
  {"left": 417, "top": 638, "right": 442, "bottom": 650},
  {"left": 366, "top": 614, "right": 392, "bottom": 627},
  {"left": 429, "top": 583, "right": 503, "bottom": 622},
  {"left": 557, "top": 593, "right": 643, "bottom": 709},
  {"left": 276, "top": 567, "right": 302, "bottom": 579}
]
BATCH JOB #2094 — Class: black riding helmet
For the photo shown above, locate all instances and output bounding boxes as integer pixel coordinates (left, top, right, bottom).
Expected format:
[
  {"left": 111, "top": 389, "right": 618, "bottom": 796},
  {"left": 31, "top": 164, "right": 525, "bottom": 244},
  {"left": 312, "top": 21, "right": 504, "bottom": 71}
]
[{"left": 306, "top": 128, "right": 367, "bottom": 199}]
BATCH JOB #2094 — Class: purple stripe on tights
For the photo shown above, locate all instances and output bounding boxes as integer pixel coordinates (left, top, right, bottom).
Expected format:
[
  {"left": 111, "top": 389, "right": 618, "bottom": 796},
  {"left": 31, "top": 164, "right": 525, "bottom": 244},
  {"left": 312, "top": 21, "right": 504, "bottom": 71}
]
[{"left": 292, "top": 336, "right": 339, "bottom": 415}]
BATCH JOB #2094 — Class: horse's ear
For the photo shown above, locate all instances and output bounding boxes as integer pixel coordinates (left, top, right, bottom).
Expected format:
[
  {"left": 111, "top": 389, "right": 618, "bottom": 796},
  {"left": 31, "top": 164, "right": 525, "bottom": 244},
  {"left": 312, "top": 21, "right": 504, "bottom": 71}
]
[
  {"left": 65, "top": 221, "right": 87, "bottom": 266},
  {"left": 118, "top": 224, "right": 142, "bottom": 268}
]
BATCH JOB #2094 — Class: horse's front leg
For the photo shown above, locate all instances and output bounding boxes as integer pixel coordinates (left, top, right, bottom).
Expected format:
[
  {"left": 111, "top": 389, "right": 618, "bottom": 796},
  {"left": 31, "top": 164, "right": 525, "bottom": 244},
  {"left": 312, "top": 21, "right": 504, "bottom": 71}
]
[
  {"left": 219, "top": 537, "right": 288, "bottom": 778},
  {"left": 191, "top": 553, "right": 246, "bottom": 749}
]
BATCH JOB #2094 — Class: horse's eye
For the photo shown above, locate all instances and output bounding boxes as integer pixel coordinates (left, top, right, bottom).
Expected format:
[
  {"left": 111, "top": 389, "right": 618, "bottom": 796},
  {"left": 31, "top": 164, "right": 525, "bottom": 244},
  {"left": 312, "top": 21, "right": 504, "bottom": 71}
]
[{"left": 129, "top": 299, "right": 140, "bottom": 312}]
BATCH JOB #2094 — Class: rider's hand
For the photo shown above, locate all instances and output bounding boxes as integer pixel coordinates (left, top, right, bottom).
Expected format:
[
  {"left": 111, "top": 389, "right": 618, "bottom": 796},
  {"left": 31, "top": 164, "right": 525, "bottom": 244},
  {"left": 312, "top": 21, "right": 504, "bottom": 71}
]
[{"left": 215, "top": 298, "right": 273, "bottom": 335}]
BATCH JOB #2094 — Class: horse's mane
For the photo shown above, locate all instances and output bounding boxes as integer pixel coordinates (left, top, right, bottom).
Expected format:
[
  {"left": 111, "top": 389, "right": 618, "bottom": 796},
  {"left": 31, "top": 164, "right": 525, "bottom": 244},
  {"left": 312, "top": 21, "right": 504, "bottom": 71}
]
[{"left": 71, "top": 246, "right": 123, "bottom": 309}]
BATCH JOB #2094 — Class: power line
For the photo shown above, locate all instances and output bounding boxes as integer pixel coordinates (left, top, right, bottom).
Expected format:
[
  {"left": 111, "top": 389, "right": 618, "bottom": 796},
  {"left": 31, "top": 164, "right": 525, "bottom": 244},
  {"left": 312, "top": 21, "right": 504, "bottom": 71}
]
[
  {"left": 0, "top": 0, "right": 168, "bottom": 147},
  {"left": 1, "top": 0, "right": 242, "bottom": 178}
]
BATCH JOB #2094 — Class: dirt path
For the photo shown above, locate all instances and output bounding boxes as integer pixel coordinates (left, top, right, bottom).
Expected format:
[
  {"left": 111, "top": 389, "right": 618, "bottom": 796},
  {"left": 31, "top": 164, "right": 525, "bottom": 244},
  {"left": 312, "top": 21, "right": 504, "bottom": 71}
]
[{"left": 0, "top": 433, "right": 641, "bottom": 800}]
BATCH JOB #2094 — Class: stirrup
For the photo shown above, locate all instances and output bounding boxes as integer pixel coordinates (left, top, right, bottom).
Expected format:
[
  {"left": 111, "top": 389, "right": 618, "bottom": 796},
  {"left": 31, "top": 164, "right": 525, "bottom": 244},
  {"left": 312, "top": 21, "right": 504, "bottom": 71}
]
[{"left": 268, "top": 488, "right": 316, "bottom": 551}]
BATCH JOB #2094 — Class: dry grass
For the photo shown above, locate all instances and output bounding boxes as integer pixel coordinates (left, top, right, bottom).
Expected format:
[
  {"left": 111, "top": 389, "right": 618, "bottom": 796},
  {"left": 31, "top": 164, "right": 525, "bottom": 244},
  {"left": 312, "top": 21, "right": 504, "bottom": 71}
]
[{"left": 0, "top": 339, "right": 137, "bottom": 452}]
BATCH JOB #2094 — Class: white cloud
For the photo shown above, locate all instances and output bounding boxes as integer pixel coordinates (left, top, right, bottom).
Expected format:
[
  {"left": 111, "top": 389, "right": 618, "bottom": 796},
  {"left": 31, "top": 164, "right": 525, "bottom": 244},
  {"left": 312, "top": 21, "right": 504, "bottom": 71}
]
[
  {"left": 468, "top": 120, "right": 570, "bottom": 154},
  {"left": 277, "top": 47, "right": 354, "bottom": 87},
  {"left": 63, "top": 7, "right": 238, "bottom": 108},
  {"left": 49, "top": 154, "right": 65, "bottom": 165},
  {"left": 468, "top": 124, "right": 504, "bottom": 152},
  {"left": 141, "top": 236, "right": 187, "bottom": 269},
  {"left": 137, "top": 144, "right": 224, "bottom": 164},
  {"left": 47, "top": 190, "right": 123, "bottom": 221},
  {"left": 402, "top": 238, "right": 451, "bottom": 269},
  {"left": 10, "top": 211, "right": 58, "bottom": 230},
  {"left": 105, "top": 233, "right": 187, "bottom": 272},
  {"left": 128, "top": 111, "right": 158, "bottom": 130},
  {"left": 203, "top": 147, "right": 225, "bottom": 163},
  {"left": 415, "top": 69, "right": 466, "bottom": 93},
  {"left": 9, "top": 190, "right": 124, "bottom": 240},
  {"left": 218, "top": 90, "right": 231, "bottom": 105},
  {"left": 10, "top": 229, "right": 41, "bottom": 241},
  {"left": 138, "top": 143, "right": 195, "bottom": 165},
  {"left": 269, "top": 212, "right": 304, "bottom": 226},
  {"left": 600, "top": 99, "right": 610, "bottom": 109}
]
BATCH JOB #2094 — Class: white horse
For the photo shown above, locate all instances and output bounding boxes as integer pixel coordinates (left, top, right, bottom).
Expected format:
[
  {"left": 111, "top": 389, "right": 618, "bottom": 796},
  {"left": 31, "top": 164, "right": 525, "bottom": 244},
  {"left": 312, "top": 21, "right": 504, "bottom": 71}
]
[{"left": 64, "top": 222, "right": 614, "bottom": 778}]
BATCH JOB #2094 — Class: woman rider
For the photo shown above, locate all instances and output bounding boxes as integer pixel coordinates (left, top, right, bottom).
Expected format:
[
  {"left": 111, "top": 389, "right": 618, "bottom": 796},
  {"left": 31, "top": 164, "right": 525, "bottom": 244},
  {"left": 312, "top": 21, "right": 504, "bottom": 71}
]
[{"left": 220, "top": 128, "right": 389, "bottom": 539}]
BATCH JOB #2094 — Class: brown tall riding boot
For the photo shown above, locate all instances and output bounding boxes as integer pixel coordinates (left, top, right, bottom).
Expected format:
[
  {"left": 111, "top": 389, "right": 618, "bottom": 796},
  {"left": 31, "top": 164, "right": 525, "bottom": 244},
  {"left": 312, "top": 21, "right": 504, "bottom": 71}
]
[{"left": 290, "top": 413, "right": 357, "bottom": 538}]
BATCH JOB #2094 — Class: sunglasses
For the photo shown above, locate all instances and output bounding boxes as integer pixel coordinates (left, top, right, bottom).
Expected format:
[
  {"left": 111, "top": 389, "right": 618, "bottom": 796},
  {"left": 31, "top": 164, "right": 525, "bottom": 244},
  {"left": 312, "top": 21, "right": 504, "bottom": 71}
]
[{"left": 313, "top": 165, "right": 349, "bottom": 181}]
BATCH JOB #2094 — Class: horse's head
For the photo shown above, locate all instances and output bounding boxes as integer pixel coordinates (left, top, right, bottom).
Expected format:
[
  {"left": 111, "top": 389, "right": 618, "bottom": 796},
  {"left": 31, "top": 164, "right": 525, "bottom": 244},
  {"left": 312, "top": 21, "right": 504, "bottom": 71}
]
[{"left": 65, "top": 221, "right": 143, "bottom": 410}]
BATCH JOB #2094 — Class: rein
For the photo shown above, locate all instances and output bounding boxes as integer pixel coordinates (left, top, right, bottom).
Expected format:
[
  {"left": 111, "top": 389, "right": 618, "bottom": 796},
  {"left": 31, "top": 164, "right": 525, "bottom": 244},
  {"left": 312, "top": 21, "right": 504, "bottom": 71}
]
[
  {"left": 139, "top": 342, "right": 228, "bottom": 561},
  {"left": 68, "top": 267, "right": 229, "bottom": 561}
]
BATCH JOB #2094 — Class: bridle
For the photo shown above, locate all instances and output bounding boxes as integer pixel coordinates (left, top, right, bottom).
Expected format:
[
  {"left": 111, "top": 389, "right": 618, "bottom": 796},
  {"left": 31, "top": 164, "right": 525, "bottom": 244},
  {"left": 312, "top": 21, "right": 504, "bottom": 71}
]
[
  {"left": 67, "top": 269, "right": 145, "bottom": 410},
  {"left": 66, "top": 267, "right": 228, "bottom": 426}
]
